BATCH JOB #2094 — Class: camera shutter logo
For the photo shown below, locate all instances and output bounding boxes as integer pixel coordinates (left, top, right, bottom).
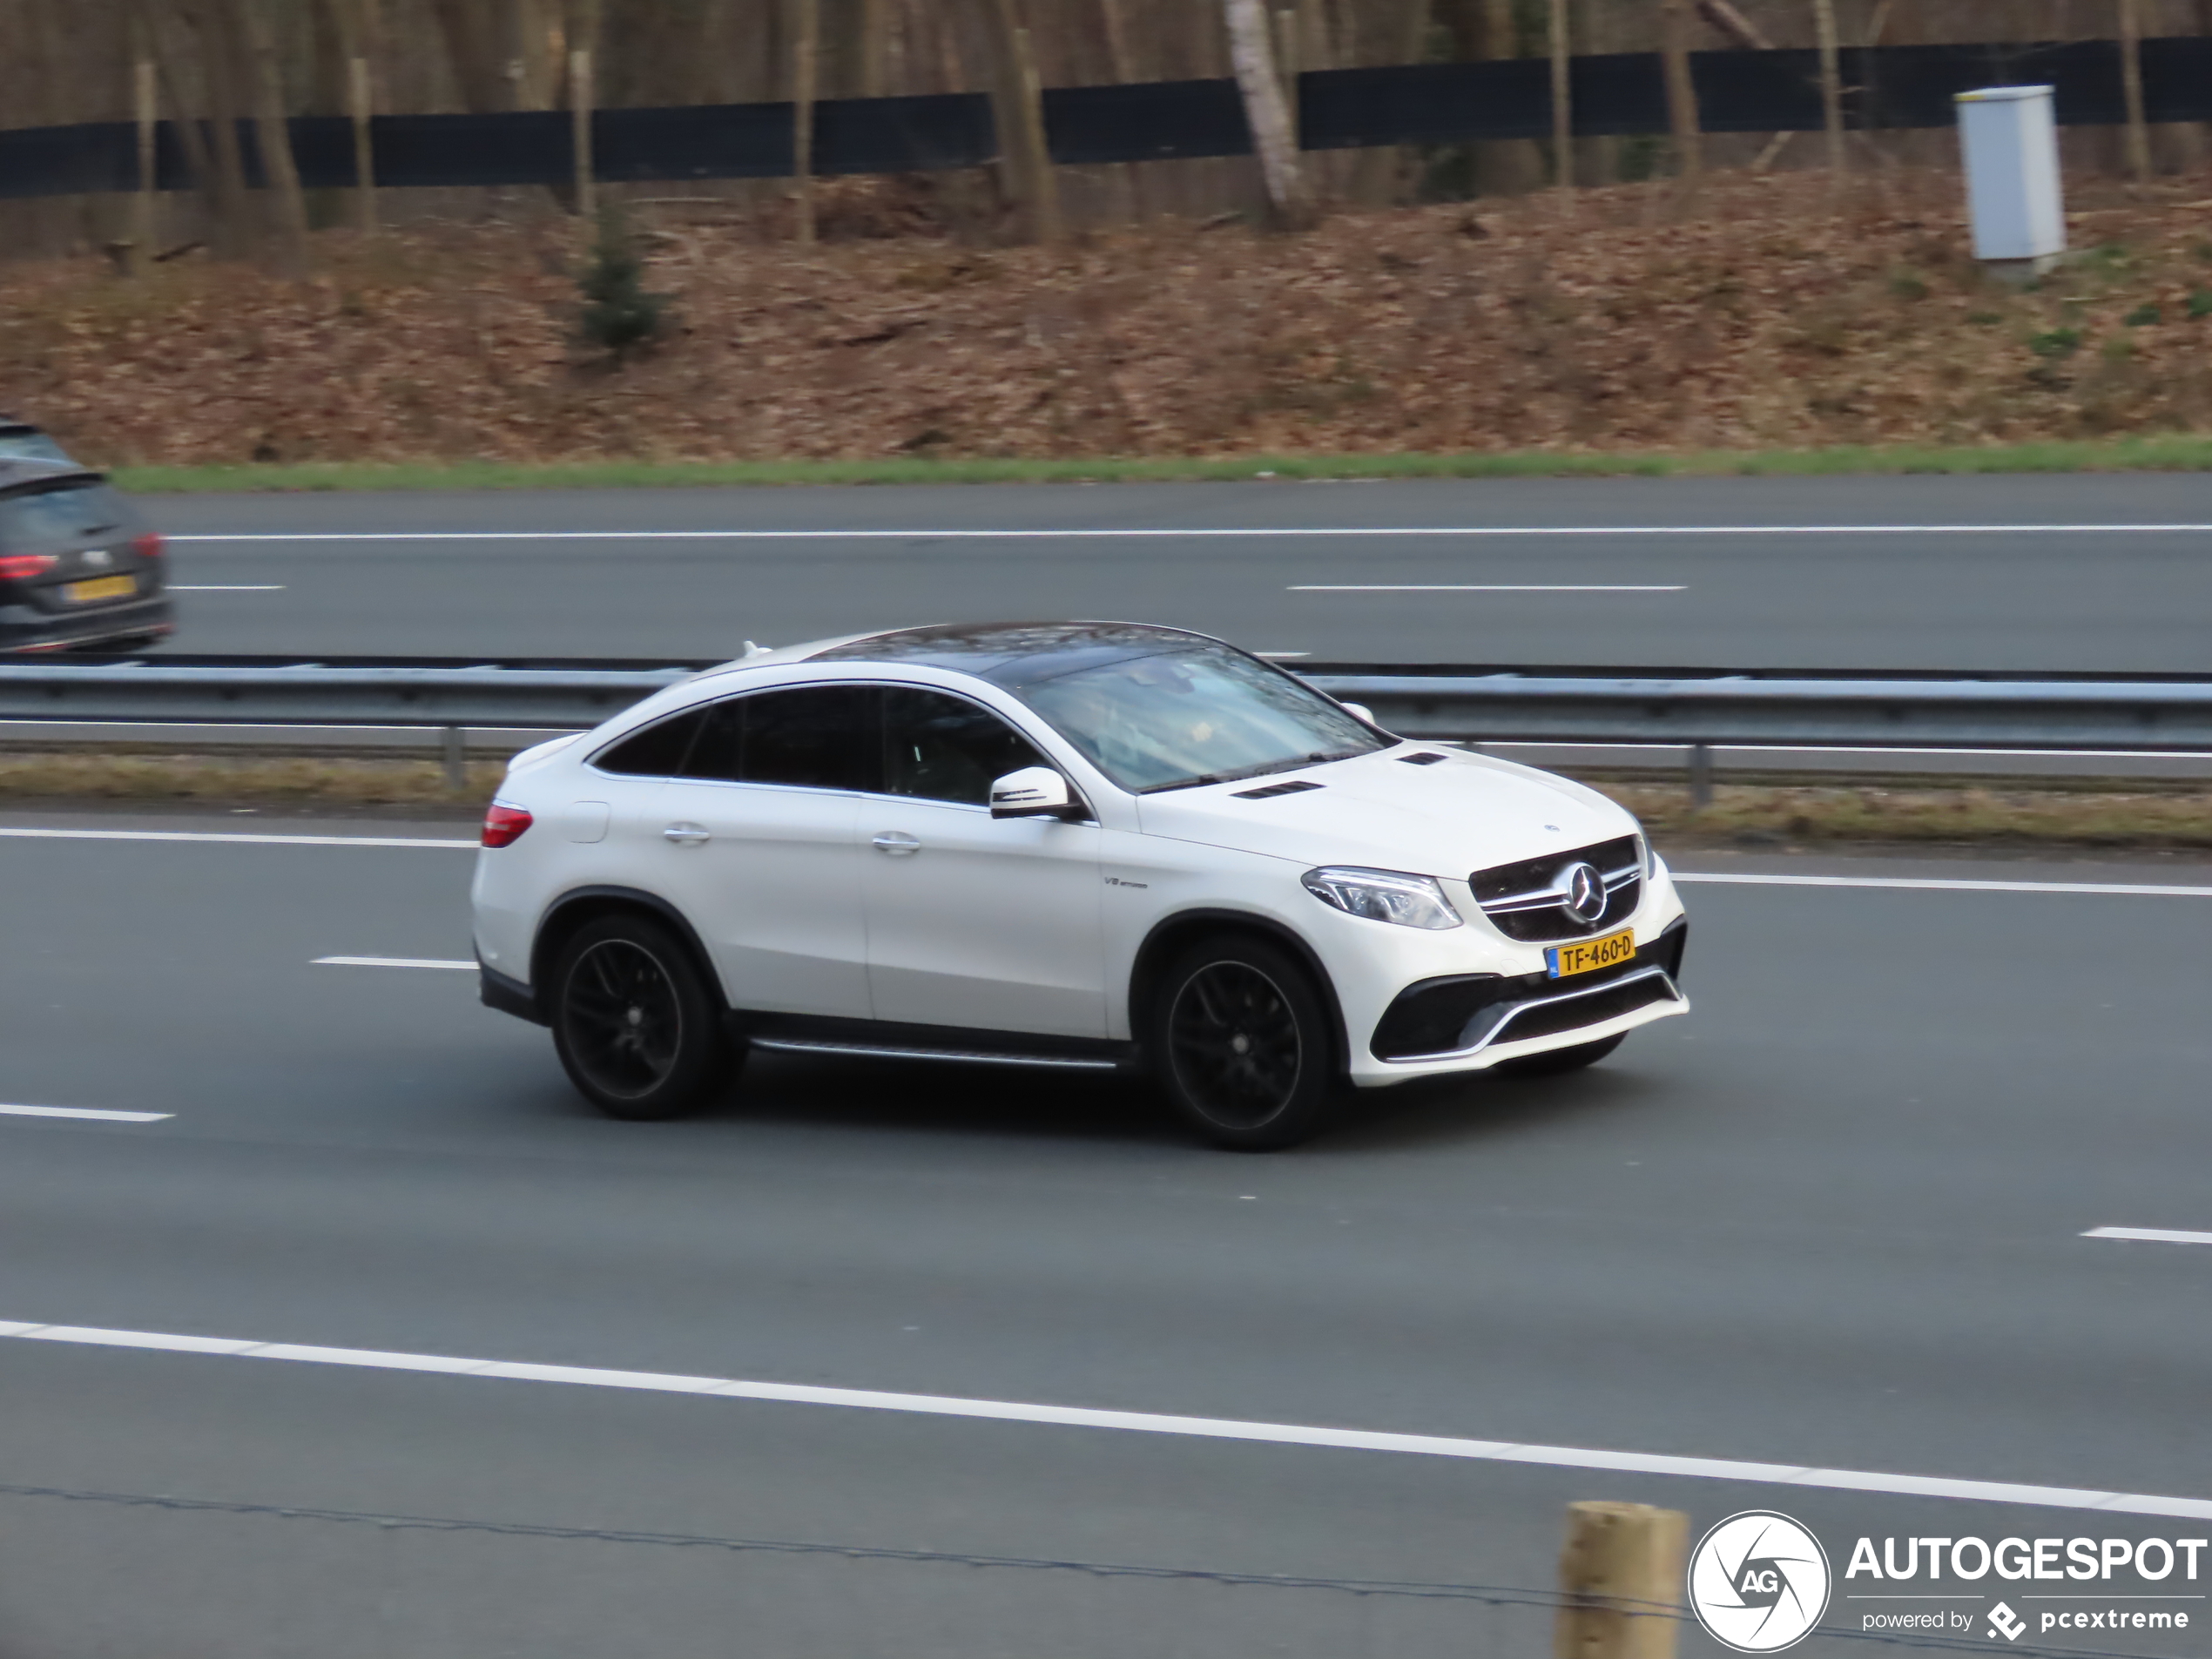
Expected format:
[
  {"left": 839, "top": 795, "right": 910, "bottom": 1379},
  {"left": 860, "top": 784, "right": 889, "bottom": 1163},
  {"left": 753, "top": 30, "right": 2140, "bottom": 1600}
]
[{"left": 1687, "top": 1511, "right": 1832, "bottom": 1653}]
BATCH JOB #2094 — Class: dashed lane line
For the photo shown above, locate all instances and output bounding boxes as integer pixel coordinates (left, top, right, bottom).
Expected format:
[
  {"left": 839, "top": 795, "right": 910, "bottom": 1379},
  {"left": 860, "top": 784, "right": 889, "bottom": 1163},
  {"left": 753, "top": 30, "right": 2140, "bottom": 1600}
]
[
  {"left": 1, "top": 1318, "right": 2206, "bottom": 1518},
  {"left": 313, "top": 956, "right": 475, "bottom": 970},
  {"left": 2083, "top": 1227, "right": 2212, "bottom": 1246},
  {"left": 0, "top": 828, "right": 475, "bottom": 849},
  {"left": 0, "top": 1104, "right": 171, "bottom": 1123}
]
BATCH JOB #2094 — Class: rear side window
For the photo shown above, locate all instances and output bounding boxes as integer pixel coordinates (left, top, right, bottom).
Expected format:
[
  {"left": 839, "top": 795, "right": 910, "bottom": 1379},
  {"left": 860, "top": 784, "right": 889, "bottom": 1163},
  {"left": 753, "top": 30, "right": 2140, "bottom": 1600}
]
[
  {"left": 592, "top": 707, "right": 705, "bottom": 776},
  {"left": 680, "top": 686, "right": 881, "bottom": 792},
  {"left": 0, "top": 432, "right": 71, "bottom": 464},
  {"left": 883, "top": 687, "right": 1049, "bottom": 806},
  {"left": 0, "top": 482, "right": 136, "bottom": 555}
]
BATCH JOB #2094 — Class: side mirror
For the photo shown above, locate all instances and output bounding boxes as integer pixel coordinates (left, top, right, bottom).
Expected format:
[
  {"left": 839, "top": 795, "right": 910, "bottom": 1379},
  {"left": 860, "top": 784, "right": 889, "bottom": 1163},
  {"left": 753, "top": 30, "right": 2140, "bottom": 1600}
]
[
  {"left": 1339, "top": 701, "right": 1378, "bottom": 725},
  {"left": 990, "top": 765, "right": 1083, "bottom": 820}
]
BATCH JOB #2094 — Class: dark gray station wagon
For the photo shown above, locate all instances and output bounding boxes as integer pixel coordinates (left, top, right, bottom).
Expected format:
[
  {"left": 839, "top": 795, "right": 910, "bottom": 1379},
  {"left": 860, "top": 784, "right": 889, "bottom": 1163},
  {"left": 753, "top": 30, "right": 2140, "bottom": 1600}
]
[{"left": 0, "top": 460, "right": 173, "bottom": 653}]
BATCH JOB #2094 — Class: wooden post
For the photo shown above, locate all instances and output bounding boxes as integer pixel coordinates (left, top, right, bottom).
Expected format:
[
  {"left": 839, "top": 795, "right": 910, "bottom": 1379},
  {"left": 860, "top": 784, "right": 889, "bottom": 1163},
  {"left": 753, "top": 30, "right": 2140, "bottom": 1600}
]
[
  {"left": 1660, "top": 0, "right": 1703, "bottom": 189},
  {"left": 1813, "top": 0, "right": 1846, "bottom": 182},
  {"left": 792, "top": 0, "right": 819, "bottom": 244},
  {"left": 2120, "top": 0, "right": 2151, "bottom": 182},
  {"left": 1556, "top": 1501, "right": 1690, "bottom": 1659},
  {"left": 1548, "top": 0, "right": 1572, "bottom": 200},
  {"left": 569, "top": 47, "right": 596, "bottom": 219},
  {"left": 1224, "top": 0, "right": 1315, "bottom": 227},
  {"left": 347, "top": 54, "right": 377, "bottom": 234},
  {"left": 132, "top": 56, "right": 157, "bottom": 275}
]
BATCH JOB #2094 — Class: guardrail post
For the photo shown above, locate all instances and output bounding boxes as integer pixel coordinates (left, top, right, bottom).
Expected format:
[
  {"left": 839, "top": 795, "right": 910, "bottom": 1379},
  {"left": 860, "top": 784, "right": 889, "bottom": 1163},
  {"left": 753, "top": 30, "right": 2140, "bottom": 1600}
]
[
  {"left": 1555, "top": 1501, "right": 1688, "bottom": 1659},
  {"left": 441, "top": 725, "right": 468, "bottom": 792},
  {"left": 1687, "top": 742, "right": 1713, "bottom": 810}
]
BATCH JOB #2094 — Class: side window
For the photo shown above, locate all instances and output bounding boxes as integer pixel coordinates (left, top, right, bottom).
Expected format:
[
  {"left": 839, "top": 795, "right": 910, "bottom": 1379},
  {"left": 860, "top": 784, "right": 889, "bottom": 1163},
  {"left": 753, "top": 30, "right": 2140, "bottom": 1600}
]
[
  {"left": 592, "top": 707, "right": 705, "bottom": 777},
  {"left": 883, "top": 687, "right": 1049, "bottom": 806},
  {"left": 678, "top": 685, "right": 880, "bottom": 792}
]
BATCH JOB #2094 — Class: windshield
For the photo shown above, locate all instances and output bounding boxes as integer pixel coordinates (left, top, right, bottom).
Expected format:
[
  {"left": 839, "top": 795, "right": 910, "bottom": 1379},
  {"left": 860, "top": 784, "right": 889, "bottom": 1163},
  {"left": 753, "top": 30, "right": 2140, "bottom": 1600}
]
[{"left": 1014, "top": 644, "right": 1386, "bottom": 792}]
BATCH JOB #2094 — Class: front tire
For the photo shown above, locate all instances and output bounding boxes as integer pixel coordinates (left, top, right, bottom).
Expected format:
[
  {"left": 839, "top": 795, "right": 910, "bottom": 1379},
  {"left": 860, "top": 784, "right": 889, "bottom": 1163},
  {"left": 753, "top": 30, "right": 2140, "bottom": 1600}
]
[
  {"left": 1493, "top": 1032, "right": 1625, "bottom": 1078},
  {"left": 550, "top": 915, "right": 734, "bottom": 1120},
  {"left": 1150, "top": 935, "right": 1343, "bottom": 1150}
]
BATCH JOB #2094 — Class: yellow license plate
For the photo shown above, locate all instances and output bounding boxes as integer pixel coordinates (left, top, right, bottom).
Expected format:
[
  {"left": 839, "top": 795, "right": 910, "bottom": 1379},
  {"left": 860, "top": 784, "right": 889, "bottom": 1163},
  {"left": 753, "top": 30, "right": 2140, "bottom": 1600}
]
[
  {"left": 65, "top": 575, "right": 136, "bottom": 604},
  {"left": 1547, "top": 927, "right": 1635, "bottom": 979}
]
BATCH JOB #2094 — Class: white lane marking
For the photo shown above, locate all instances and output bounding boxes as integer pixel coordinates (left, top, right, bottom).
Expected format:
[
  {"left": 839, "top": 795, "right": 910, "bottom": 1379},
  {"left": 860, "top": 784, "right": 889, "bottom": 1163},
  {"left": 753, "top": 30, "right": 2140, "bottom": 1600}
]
[
  {"left": 1674, "top": 873, "right": 2212, "bottom": 897},
  {"left": 1291, "top": 584, "right": 1686, "bottom": 592},
  {"left": 2, "top": 1320, "right": 2205, "bottom": 1518},
  {"left": 2084, "top": 1226, "right": 2212, "bottom": 1246},
  {"left": 0, "top": 828, "right": 475, "bottom": 849},
  {"left": 0, "top": 1104, "right": 171, "bottom": 1123},
  {"left": 165, "top": 523, "right": 2212, "bottom": 543},
  {"left": 313, "top": 955, "right": 475, "bottom": 970},
  {"left": 167, "top": 584, "right": 286, "bottom": 591}
]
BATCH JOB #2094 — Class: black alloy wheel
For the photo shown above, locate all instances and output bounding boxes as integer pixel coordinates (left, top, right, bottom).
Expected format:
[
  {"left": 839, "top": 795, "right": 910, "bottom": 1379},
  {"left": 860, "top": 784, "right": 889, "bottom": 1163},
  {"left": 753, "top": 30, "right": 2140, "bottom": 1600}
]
[
  {"left": 1153, "top": 935, "right": 1343, "bottom": 1150},
  {"left": 550, "top": 915, "right": 733, "bottom": 1120},
  {"left": 1494, "top": 1032, "right": 1626, "bottom": 1077}
]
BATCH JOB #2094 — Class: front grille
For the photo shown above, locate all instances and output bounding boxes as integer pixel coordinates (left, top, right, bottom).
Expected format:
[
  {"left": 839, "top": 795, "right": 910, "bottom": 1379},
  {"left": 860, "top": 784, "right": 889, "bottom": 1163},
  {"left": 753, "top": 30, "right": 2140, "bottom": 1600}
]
[
  {"left": 1489, "top": 971, "right": 1679, "bottom": 1047},
  {"left": 1472, "top": 834, "right": 1642, "bottom": 942}
]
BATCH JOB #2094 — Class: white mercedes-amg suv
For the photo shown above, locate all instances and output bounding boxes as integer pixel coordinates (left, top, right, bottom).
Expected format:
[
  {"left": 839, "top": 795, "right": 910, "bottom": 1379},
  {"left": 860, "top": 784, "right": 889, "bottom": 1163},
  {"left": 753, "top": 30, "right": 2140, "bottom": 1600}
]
[{"left": 471, "top": 622, "right": 1688, "bottom": 1149}]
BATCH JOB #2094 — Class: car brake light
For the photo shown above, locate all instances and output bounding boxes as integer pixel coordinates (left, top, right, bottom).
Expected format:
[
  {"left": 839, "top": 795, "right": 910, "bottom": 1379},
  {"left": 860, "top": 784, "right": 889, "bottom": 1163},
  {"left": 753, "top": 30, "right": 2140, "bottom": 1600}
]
[
  {"left": 132, "top": 532, "right": 165, "bottom": 558},
  {"left": 0, "top": 555, "right": 56, "bottom": 580},
  {"left": 482, "top": 802, "right": 533, "bottom": 848}
]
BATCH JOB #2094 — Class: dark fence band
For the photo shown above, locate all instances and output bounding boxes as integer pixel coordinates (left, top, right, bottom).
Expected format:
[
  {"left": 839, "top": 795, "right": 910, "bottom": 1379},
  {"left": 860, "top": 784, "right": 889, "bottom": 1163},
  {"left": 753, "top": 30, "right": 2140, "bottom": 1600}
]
[{"left": 3, "top": 36, "right": 2205, "bottom": 201}]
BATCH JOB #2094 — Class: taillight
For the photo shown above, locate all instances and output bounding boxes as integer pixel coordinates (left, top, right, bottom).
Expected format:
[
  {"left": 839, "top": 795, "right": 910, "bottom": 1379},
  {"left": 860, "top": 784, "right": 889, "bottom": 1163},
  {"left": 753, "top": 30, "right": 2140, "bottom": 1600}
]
[
  {"left": 0, "top": 555, "right": 56, "bottom": 581},
  {"left": 482, "top": 802, "right": 533, "bottom": 848},
  {"left": 132, "top": 532, "right": 165, "bottom": 559}
]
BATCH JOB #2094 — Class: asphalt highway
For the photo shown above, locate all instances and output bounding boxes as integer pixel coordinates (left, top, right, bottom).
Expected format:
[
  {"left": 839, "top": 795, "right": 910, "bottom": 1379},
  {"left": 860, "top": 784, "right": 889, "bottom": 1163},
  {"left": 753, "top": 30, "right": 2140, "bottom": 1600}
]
[
  {"left": 149, "top": 474, "right": 2212, "bottom": 669},
  {"left": 2, "top": 815, "right": 2209, "bottom": 1656}
]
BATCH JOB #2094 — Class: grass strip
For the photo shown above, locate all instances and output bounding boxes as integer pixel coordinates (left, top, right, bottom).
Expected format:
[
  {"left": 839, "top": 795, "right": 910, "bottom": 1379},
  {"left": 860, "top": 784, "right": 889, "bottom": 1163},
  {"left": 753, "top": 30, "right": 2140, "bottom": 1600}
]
[
  {"left": 105, "top": 435, "right": 2212, "bottom": 495},
  {"left": 3, "top": 753, "right": 2209, "bottom": 851}
]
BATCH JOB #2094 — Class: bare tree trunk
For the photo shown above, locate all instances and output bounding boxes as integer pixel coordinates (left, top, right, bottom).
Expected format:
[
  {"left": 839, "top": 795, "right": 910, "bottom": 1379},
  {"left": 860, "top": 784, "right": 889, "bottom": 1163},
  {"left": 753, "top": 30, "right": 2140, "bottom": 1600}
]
[
  {"left": 1548, "top": 0, "right": 1571, "bottom": 202},
  {"left": 1813, "top": 0, "right": 1846, "bottom": 182},
  {"left": 2120, "top": 0, "right": 2151, "bottom": 181},
  {"left": 231, "top": 0, "right": 311, "bottom": 274},
  {"left": 1469, "top": 0, "right": 1543, "bottom": 196},
  {"left": 979, "top": 0, "right": 1062, "bottom": 243},
  {"left": 1660, "top": 0, "right": 1703, "bottom": 189},
  {"left": 348, "top": 52, "right": 377, "bottom": 233},
  {"left": 1349, "top": 0, "right": 1428, "bottom": 203},
  {"left": 570, "top": 47, "right": 597, "bottom": 219},
  {"left": 1223, "top": 0, "right": 1317, "bottom": 226},
  {"left": 792, "top": 0, "right": 818, "bottom": 242},
  {"left": 133, "top": 51, "right": 158, "bottom": 274},
  {"left": 172, "top": 0, "right": 257, "bottom": 259}
]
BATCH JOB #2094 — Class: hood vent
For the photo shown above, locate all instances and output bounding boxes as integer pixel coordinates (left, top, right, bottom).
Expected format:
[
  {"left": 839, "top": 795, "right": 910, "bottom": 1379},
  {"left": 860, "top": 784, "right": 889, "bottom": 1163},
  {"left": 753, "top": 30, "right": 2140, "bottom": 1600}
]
[
  {"left": 1398, "top": 752, "right": 1447, "bottom": 765},
  {"left": 1233, "top": 779, "right": 1324, "bottom": 799}
]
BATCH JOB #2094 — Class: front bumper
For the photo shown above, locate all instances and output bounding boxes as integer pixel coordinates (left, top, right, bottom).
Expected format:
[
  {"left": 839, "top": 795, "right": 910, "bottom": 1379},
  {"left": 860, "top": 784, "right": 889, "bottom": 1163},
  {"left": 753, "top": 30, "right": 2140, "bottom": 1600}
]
[
  {"left": 0, "top": 593, "right": 174, "bottom": 652},
  {"left": 1359, "top": 917, "right": 1689, "bottom": 1078}
]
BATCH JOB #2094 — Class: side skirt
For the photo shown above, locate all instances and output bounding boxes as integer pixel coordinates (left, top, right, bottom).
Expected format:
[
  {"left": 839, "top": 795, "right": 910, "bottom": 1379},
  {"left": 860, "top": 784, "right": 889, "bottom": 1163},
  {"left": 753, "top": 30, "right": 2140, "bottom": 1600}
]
[{"left": 732, "top": 1012, "right": 1139, "bottom": 1075}]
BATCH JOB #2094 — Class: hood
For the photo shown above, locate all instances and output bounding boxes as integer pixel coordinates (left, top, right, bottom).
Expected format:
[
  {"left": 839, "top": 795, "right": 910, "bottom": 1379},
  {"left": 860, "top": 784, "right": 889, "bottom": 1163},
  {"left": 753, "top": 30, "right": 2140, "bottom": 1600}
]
[{"left": 1133, "top": 745, "right": 1636, "bottom": 880}]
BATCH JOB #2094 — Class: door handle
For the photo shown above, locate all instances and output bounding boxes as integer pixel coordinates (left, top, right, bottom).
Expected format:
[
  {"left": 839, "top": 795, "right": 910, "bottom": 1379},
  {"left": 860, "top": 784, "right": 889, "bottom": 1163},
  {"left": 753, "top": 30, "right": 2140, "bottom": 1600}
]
[
  {"left": 663, "top": 823, "right": 711, "bottom": 845},
  {"left": 872, "top": 831, "right": 921, "bottom": 855}
]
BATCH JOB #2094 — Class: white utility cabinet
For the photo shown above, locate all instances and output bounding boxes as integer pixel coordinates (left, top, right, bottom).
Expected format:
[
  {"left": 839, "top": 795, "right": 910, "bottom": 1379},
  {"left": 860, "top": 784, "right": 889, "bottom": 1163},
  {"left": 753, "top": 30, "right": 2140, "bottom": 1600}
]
[{"left": 1955, "top": 84, "right": 2065, "bottom": 273}]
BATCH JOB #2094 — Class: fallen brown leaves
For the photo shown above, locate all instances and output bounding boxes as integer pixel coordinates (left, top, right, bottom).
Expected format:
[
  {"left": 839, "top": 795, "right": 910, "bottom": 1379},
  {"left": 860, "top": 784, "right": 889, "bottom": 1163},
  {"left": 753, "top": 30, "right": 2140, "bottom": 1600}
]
[{"left": 10, "top": 168, "right": 2212, "bottom": 465}]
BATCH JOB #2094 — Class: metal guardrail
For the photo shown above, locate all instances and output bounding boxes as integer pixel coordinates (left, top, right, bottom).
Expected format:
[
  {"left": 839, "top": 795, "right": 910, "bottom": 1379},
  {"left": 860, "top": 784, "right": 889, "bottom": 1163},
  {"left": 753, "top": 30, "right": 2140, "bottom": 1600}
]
[{"left": 5, "top": 660, "right": 2212, "bottom": 753}]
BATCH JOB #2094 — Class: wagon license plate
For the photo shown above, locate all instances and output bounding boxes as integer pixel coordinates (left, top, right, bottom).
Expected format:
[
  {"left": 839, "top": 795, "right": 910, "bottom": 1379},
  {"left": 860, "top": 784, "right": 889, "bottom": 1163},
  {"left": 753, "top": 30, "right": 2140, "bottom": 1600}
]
[
  {"left": 1547, "top": 927, "right": 1635, "bottom": 979},
  {"left": 65, "top": 575, "right": 136, "bottom": 604}
]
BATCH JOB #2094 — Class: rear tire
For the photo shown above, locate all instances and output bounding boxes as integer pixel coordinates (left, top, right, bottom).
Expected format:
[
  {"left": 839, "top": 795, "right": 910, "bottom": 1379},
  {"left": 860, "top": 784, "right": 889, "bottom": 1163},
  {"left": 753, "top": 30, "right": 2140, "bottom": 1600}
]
[
  {"left": 1493, "top": 1032, "right": 1625, "bottom": 1078},
  {"left": 1149, "top": 934, "right": 1343, "bottom": 1150},
  {"left": 550, "top": 914, "right": 734, "bottom": 1121}
]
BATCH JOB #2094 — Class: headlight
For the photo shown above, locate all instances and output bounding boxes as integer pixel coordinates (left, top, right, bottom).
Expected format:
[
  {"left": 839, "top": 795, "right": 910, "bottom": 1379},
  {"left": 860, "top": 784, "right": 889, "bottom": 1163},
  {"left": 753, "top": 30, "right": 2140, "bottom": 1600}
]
[{"left": 1301, "top": 867, "right": 1463, "bottom": 930}]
